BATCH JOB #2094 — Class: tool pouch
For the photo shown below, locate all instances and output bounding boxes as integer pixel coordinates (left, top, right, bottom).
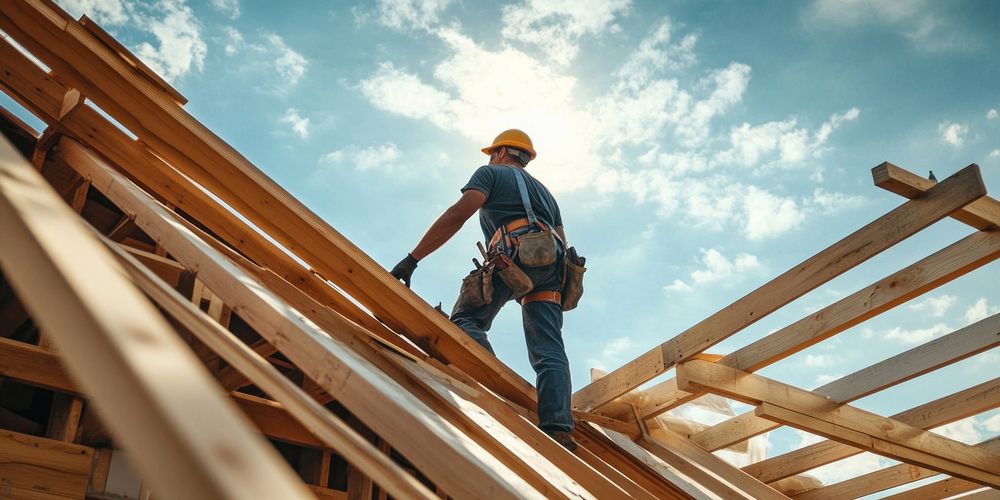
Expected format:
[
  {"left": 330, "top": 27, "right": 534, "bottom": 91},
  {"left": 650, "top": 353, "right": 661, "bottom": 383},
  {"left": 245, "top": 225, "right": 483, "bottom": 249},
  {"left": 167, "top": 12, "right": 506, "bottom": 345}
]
[
  {"left": 495, "top": 254, "right": 533, "bottom": 298},
  {"left": 516, "top": 228, "right": 557, "bottom": 267},
  {"left": 456, "top": 266, "right": 493, "bottom": 309},
  {"left": 561, "top": 255, "right": 586, "bottom": 311}
]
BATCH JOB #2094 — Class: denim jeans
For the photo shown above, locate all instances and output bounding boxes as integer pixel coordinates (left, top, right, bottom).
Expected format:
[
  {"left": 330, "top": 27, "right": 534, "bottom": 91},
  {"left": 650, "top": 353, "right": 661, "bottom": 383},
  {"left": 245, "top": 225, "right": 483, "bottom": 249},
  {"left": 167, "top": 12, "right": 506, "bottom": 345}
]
[{"left": 450, "top": 248, "right": 573, "bottom": 434}]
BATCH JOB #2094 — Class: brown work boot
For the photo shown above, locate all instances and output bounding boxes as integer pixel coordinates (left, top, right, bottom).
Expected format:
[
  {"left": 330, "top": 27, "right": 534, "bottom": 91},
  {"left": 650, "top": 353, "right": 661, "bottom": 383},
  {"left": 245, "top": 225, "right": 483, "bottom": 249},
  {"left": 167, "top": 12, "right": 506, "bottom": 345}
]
[{"left": 547, "top": 431, "right": 578, "bottom": 452}]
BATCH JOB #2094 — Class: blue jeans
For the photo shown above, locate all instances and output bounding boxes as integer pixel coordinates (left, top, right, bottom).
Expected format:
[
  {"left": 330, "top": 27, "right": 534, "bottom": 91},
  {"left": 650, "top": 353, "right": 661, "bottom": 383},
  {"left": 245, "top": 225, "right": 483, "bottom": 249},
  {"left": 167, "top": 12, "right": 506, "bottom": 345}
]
[{"left": 450, "top": 250, "right": 573, "bottom": 434}]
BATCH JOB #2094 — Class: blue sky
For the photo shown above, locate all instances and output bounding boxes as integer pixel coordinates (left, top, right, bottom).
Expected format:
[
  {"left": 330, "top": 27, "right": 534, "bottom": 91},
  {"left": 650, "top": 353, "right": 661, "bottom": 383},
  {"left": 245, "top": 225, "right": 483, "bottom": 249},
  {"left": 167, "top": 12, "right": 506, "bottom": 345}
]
[{"left": 6, "top": 0, "right": 999, "bottom": 488}]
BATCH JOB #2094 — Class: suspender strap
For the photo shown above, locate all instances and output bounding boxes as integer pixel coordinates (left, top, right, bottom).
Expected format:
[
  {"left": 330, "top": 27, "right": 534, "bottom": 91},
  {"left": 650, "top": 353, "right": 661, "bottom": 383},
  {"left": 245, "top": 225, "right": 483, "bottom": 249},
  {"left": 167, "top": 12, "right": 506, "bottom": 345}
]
[
  {"left": 520, "top": 290, "right": 561, "bottom": 306},
  {"left": 510, "top": 166, "right": 539, "bottom": 227}
]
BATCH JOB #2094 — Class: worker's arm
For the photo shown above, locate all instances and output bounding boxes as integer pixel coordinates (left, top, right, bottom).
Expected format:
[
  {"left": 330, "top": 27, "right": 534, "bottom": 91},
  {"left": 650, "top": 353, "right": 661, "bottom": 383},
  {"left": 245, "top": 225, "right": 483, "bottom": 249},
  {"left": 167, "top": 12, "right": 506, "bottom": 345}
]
[
  {"left": 410, "top": 189, "right": 487, "bottom": 260},
  {"left": 555, "top": 225, "right": 567, "bottom": 246}
]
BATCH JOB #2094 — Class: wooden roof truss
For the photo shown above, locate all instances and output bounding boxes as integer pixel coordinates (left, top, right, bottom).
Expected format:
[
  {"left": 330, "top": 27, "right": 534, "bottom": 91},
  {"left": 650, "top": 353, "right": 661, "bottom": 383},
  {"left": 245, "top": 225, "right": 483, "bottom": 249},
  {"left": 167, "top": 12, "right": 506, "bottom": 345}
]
[{"left": 0, "top": 1, "right": 997, "bottom": 498}]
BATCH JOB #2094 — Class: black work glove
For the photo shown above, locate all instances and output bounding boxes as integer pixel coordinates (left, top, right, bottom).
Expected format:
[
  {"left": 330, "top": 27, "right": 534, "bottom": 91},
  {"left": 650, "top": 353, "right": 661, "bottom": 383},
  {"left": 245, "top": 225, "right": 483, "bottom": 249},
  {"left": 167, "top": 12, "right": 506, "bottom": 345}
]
[{"left": 390, "top": 253, "right": 419, "bottom": 287}]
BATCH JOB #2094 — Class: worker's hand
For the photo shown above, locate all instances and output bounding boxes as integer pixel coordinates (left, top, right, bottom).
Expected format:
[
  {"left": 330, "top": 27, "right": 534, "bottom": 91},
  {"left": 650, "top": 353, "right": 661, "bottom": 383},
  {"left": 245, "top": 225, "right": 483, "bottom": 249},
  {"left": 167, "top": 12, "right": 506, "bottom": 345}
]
[{"left": 390, "top": 254, "right": 419, "bottom": 287}]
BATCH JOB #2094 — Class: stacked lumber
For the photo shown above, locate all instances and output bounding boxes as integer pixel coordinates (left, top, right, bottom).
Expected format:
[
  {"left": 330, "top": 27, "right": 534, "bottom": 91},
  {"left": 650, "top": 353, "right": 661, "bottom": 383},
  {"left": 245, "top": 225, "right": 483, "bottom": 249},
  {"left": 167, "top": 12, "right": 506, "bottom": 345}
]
[{"left": 0, "top": 1, "right": 997, "bottom": 498}]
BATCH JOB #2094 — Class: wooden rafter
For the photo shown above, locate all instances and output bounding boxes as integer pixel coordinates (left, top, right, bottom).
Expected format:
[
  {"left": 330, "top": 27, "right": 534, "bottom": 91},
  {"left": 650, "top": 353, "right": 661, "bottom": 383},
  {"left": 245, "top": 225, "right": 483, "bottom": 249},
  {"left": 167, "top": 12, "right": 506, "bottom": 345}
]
[
  {"left": 0, "top": 0, "right": 539, "bottom": 411},
  {"left": 0, "top": 135, "right": 311, "bottom": 499},
  {"left": 574, "top": 164, "right": 986, "bottom": 412},
  {"left": 691, "top": 309, "right": 1000, "bottom": 452},
  {"left": 677, "top": 359, "right": 1000, "bottom": 486}
]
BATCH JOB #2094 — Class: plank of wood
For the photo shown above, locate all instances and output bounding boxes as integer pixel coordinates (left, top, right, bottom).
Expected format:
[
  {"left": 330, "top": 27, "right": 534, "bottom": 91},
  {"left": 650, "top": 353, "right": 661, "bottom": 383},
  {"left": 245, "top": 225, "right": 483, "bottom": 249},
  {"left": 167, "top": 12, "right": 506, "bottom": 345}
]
[
  {"left": 744, "top": 375, "right": 1000, "bottom": 483},
  {"left": 755, "top": 402, "right": 1000, "bottom": 487},
  {"left": 574, "top": 164, "right": 986, "bottom": 412},
  {"left": 0, "top": 36, "right": 62, "bottom": 123},
  {"left": 394, "top": 358, "right": 610, "bottom": 500},
  {"left": 58, "top": 137, "right": 545, "bottom": 499},
  {"left": 691, "top": 306, "right": 1000, "bottom": 451},
  {"left": 640, "top": 429, "right": 787, "bottom": 500},
  {"left": 874, "top": 161, "right": 1000, "bottom": 230},
  {"left": 0, "top": 0, "right": 538, "bottom": 410},
  {"left": 89, "top": 447, "right": 113, "bottom": 494},
  {"left": 119, "top": 244, "right": 185, "bottom": 288},
  {"left": 45, "top": 392, "right": 83, "bottom": 441},
  {"left": 630, "top": 228, "right": 1000, "bottom": 424},
  {"left": 583, "top": 424, "right": 716, "bottom": 499},
  {"left": 677, "top": 360, "right": 1000, "bottom": 483},
  {"left": 878, "top": 476, "right": 984, "bottom": 500},
  {"left": 795, "top": 438, "right": 1000, "bottom": 500},
  {"left": 0, "top": 337, "right": 77, "bottom": 393},
  {"left": 0, "top": 429, "right": 93, "bottom": 498},
  {"left": 77, "top": 15, "right": 186, "bottom": 106},
  {"left": 108, "top": 240, "right": 437, "bottom": 500},
  {"left": 0, "top": 135, "right": 311, "bottom": 499}
]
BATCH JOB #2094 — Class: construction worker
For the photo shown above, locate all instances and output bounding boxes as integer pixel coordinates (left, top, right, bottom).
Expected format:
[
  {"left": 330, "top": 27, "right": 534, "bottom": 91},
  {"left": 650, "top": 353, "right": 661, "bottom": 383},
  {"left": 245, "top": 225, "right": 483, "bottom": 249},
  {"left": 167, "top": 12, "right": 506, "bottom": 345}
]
[{"left": 389, "top": 129, "right": 577, "bottom": 451}]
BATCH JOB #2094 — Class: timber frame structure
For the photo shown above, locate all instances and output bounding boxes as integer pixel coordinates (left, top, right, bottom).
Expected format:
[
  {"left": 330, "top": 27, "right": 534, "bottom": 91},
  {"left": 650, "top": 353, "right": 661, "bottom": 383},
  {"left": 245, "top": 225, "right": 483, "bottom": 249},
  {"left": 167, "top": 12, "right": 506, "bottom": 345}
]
[{"left": 0, "top": 1, "right": 998, "bottom": 498}]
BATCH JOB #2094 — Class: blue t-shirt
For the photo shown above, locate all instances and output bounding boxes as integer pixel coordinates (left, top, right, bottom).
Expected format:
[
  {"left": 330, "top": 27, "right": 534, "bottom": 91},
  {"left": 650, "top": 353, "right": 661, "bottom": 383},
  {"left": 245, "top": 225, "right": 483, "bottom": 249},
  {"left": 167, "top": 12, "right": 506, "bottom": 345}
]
[{"left": 462, "top": 164, "right": 563, "bottom": 240}]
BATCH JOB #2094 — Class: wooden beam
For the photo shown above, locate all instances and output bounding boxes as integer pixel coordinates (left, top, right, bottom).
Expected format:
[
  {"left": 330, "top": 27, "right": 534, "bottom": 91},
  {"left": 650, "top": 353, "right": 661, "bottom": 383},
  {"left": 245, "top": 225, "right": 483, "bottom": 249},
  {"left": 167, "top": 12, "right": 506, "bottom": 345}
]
[
  {"left": 0, "top": 337, "right": 77, "bottom": 393},
  {"left": 0, "top": 41, "right": 404, "bottom": 355},
  {"left": 691, "top": 309, "right": 1000, "bottom": 451},
  {"left": 795, "top": 438, "right": 1000, "bottom": 500},
  {"left": 757, "top": 402, "right": 1000, "bottom": 486},
  {"left": 878, "top": 476, "right": 985, "bottom": 500},
  {"left": 107, "top": 239, "right": 437, "bottom": 500},
  {"left": 0, "top": 135, "right": 311, "bottom": 499},
  {"left": 582, "top": 424, "right": 715, "bottom": 499},
  {"left": 630, "top": 228, "right": 1000, "bottom": 423},
  {"left": 393, "top": 357, "right": 618, "bottom": 500},
  {"left": 45, "top": 392, "right": 83, "bottom": 441},
  {"left": 119, "top": 244, "right": 185, "bottom": 287},
  {"left": 58, "top": 137, "right": 545, "bottom": 499},
  {"left": 0, "top": 429, "right": 93, "bottom": 498},
  {"left": 744, "top": 375, "right": 1000, "bottom": 483},
  {"left": 0, "top": 0, "right": 538, "bottom": 410},
  {"left": 574, "top": 164, "right": 986, "bottom": 412},
  {"left": 874, "top": 161, "right": 1000, "bottom": 230},
  {"left": 0, "top": 35, "right": 62, "bottom": 123},
  {"left": 678, "top": 360, "right": 1000, "bottom": 484},
  {"left": 639, "top": 427, "right": 786, "bottom": 500}
]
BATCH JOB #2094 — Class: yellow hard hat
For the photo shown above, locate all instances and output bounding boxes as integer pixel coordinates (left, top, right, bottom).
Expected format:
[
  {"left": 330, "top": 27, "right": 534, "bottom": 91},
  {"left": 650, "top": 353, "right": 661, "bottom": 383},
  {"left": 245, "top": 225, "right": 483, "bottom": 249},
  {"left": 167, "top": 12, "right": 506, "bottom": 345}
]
[{"left": 481, "top": 129, "right": 537, "bottom": 160}]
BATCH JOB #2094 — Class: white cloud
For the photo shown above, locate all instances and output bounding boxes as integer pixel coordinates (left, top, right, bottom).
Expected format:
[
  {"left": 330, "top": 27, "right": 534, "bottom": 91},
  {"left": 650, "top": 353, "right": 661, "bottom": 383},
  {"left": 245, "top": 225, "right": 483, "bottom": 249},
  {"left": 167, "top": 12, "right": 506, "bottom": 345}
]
[
  {"left": 133, "top": 0, "right": 207, "bottom": 82},
  {"left": 907, "top": 294, "right": 957, "bottom": 317},
  {"left": 964, "top": 298, "right": 999, "bottom": 325},
  {"left": 808, "top": 451, "right": 891, "bottom": 484},
  {"left": 805, "top": 0, "right": 968, "bottom": 51},
  {"left": 883, "top": 323, "right": 950, "bottom": 344},
  {"left": 267, "top": 34, "right": 308, "bottom": 88},
  {"left": 322, "top": 143, "right": 402, "bottom": 172},
  {"left": 804, "top": 354, "right": 835, "bottom": 367},
  {"left": 933, "top": 417, "right": 982, "bottom": 445},
  {"left": 742, "top": 186, "right": 806, "bottom": 240},
  {"left": 360, "top": 62, "right": 455, "bottom": 128},
  {"left": 988, "top": 109, "right": 998, "bottom": 120},
  {"left": 809, "top": 188, "right": 866, "bottom": 214},
  {"left": 587, "top": 336, "right": 635, "bottom": 370},
  {"left": 501, "top": 0, "right": 631, "bottom": 65},
  {"left": 57, "top": 0, "right": 129, "bottom": 25},
  {"left": 222, "top": 26, "right": 243, "bottom": 55},
  {"left": 666, "top": 248, "right": 764, "bottom": 293},
  {"left": 279, "top": 108, "right": 309, "bottom": 139},
  {"left": 715, "top": 108, "right": 860, "bottom": 170},
  {"left": 984, "top": 414, "right": 1000, "bottom": 433},
  {"left": 990, "top": 149, "right": 1000, "bottom": 158},
  {"left": 375, "top": 0, "right": 455, "bottom": 31},
  {"left": 938, "top": 121, "right": 968, "bottom": 147},
  {"left": 209, "top": 0, "right": 239, "bottom": 19},
  {"left": 357, "top": 16, "right": 858, "bottom": 242},
  {"left": 224, "top": 31, "right": 308, "bottom": 95}
]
